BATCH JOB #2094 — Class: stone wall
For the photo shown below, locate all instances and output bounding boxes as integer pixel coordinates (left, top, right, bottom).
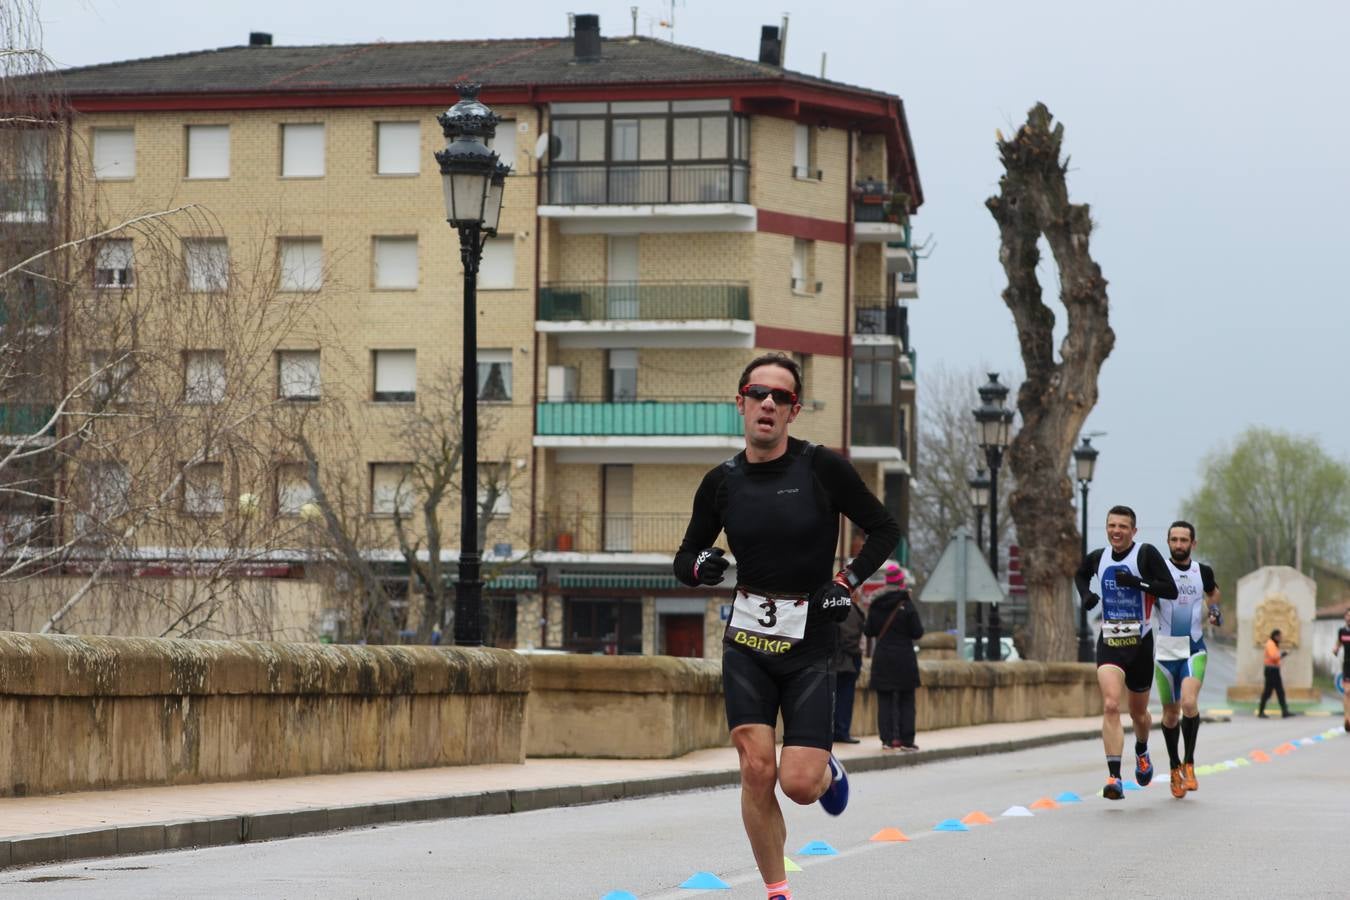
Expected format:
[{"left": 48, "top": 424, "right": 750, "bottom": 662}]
[
  {"left": 526, "top": 654, "right": 1102, "bottom": 759},
  {"left": 0, "top": 633, "right": 529, "bottom": 797}
]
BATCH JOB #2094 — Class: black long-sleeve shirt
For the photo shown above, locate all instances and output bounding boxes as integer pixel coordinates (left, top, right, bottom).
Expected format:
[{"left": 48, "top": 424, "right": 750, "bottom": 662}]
[
  {"left": 673, "top": 438, "right": 899, "bottom": 666},
  {"left": 1075, "top": 543, "right": 1179, "bottom": 601}
]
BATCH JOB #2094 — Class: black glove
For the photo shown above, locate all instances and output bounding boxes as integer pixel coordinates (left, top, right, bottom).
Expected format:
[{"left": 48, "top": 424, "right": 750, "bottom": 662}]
[
  {"left": 1208, "top": 604, "right": 1222, "bottom": 627},
  {"left": 1113, "top": 571, "right": 1142, "bottom": 590},
  {"left": 812, "top": 581, "right": 854, "bottom": 623},
  {"left": 1082, "top": 592, "right": 1100, "bottom": 612},
  {"left": 692, "top": 548, "right": 729, "bottom": 586}
]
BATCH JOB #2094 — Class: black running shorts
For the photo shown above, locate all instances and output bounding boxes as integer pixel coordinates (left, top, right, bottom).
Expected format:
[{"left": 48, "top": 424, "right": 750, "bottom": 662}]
[
  {"left": 1096, "top": 630, "right": 1155, "bottom": 694},
  {"left": 722, "top": 647, "right": 834, "bottom": 750}
]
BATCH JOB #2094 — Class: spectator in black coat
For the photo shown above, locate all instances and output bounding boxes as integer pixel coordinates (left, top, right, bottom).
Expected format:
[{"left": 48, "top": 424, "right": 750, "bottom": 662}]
[{"left": 865, "top": 562, "right": 924, "bottom": 750}]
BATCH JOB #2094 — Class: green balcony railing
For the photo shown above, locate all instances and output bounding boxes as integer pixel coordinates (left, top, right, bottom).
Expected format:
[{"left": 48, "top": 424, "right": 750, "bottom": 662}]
[
  {"left": 0, "top": 280, "right": 57, "bottom": 327},
  {"left": 539, "top": 281, "right": 749, "bottom": 322},
  {"left": 0, "top": 403, "right": 56, "bottom": 436},
  {"left": 536, "top": 400, "right": 740, "bottom": 437},
  {"left": 0, "top": 178, "right": 54, "bottom": 221}
]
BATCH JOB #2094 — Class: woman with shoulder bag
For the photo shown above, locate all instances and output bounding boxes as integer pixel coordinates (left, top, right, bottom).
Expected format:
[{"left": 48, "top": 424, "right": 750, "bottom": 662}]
[{"left": 865, "top": 562, "right": 924, "bottom": 750}]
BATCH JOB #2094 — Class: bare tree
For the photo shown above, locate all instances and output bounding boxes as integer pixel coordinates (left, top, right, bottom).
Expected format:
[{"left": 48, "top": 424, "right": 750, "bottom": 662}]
[{"left": 986, "top": 104, "right": 1114, "bottom": 661}]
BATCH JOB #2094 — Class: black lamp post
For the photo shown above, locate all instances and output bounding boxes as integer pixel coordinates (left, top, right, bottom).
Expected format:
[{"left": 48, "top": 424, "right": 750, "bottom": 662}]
[
  {"left": 973, "top": 373, "right": 1014, "bottom": 662},
  {"left": 1073, "top": 436, "right": 1100, "bottom": 662},
  {"left": 436, "top": 83, "right": 508, "bottom": 646}
]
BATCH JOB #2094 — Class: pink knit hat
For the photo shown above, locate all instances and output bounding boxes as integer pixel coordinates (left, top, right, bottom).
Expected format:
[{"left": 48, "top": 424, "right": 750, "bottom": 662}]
[{"left": 884, "top": 562, "right": 906, "bottom": 586}]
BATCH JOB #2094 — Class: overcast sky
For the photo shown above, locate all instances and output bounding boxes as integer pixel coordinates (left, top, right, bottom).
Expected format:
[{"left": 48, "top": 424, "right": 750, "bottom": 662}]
[{"left": 35, "top": 0, "right": 1350, "bottom": 548}]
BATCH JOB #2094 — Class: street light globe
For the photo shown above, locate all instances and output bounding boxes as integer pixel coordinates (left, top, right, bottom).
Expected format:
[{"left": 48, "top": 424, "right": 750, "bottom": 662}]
[
  {"left": 299, "top": 502, "right": 322, "bottom": 522},
  {"left": 238, "top": 493, "right": 261, "bottom": 516}
]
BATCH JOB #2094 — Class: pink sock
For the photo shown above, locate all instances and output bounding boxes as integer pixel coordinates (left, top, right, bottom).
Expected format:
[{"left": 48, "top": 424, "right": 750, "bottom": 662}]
[{"left": 766, "top": 879, "right": 792, "bottom": 899}]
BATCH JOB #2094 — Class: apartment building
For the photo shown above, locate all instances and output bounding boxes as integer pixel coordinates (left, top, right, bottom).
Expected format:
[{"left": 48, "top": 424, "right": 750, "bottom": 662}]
[{"left": 10, "top": 17, "right": 923, "bottom": 655}]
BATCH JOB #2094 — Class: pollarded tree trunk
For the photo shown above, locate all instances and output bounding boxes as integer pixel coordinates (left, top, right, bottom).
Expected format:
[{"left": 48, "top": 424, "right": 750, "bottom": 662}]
[{"left": 985, "top": 104, "right": 1115, "bottom": 661}]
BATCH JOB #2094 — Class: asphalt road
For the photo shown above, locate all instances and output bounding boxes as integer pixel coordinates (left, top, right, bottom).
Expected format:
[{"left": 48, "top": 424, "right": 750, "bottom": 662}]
[{"left": 4, "top": 711, "right": 1343, "bottom": 899}]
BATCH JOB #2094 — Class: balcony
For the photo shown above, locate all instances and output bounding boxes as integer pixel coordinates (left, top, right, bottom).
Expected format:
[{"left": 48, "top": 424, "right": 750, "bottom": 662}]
[
  {"left": 538, "top": 281, "right": 753, "bottom": 349},
  {"left": 535, "top": 512, "right": 689, "bottom": 555},
  {"left": 885, "top": 240, "right": 916, "bottom": 275},
  {"left": 539, "top": 163, "right": 755, "bottom": 234},
  {"left": 0, "top": 279, "right": 57, "bottom": 329},
  {"left": 850, "top": 404, "right": 908, "bottom": 469},
  {"left": 0, "top": 403, "right": 56, "bottom": 441},
  {"left": 854, "top": 297, "right": 909, "bottom": 346},
  {"left": 0, "top": 179, "right": 54, "bottom": 224},
  {"left": 896, "top": 269, "right": 919, "bottom": 299},
  {"left": 534, "top": 399, "right": 742, "bottom": 463},
  {"left": 853, "top": 180, "right": 910, "bottom": 244}
]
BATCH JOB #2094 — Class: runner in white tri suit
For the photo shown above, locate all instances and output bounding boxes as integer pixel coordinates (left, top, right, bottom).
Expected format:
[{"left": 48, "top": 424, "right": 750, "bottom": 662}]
[
  {"left": 1156, "top": 520, "right": 1220, "bottom": 798},
  {"left": 1074, "top": 505, "right": 1179, "bottom": 800}
]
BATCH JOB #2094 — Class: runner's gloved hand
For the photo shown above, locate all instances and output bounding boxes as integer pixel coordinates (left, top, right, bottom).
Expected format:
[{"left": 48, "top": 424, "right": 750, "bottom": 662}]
[
  {"left": 1083, "top": 592, "right": 1100, "bottom": 612},
  {"left": 692, "top": 548, "right": 729, "bottom": 585},
  {"left": 1113, "top": 571, "right": 1142, "bottom": 590},
  {"left": 1208, "top": 604, "right": 1222, "bottom": 627},
  {"left": 812, "top": 581, "right": 854, "bottom": 622}
]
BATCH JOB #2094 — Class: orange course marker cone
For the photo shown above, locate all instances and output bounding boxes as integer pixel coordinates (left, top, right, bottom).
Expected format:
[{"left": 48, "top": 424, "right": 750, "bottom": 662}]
[
  {"left": 1029, "top": 797, "right": 1060, "bottom": 810},
  {"left": 961, "top": 811, "right": 994, "bottom": 825},
  {"left": 870, "top": 827, "right": 911, "bottom": 842},
  {"left": 1274, "top": 743, "right": 1296, "bottom": 755},
  {"left": 1250, "top": 750, "right": 1272, "bottom": 763}
]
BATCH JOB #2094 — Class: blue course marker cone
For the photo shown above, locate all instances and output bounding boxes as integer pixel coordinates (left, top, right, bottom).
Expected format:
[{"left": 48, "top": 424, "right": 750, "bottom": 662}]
[
  {"left": 934, "top": 818, "right": 969, "bottom": 832},
  {"left": 602, "top": 893, "right": 638, "bottom": 900},
  {"left": 1122, "top": 780, "right": 1142, "bottom": 791},
  {"left": 797, "top": 840, "right": 838, "bottom": 856},
  {"left": 679, "top": 872, "right": 731, "bottom": 890},
  {"left": 1055, "top": 791, "right": 1082, "bottom": 804}
]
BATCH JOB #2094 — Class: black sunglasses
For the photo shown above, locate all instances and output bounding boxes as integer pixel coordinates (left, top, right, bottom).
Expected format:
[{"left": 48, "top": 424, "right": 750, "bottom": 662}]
[{"left": 740, "top": 384, "right": 798, "bottom": 405}]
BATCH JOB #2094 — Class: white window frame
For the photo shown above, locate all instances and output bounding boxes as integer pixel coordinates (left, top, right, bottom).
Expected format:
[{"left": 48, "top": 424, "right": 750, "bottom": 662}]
[
  {"left": 92, "top": 128, "right": 135, "bottom": 180},
  {"left": 281, "top": 123, "right": 326, "bottom": 178},
  {"left": 278, "top": 238, "right": 323, "bottom": 292},
  {"left": 276, "top": 463, "right": 315, "bottom": 516},
  {"left": 478, "top": 462, "right": 512, "bottom": 516},
  {"left": 376, "top": 122, "right": 420, "bottom": 175},
  {"left": 371, "top": 463, "right": 415, "bottom": 516},
  {"left": 90, "top": 351, "right": 134, "bottom": 405},
  {"left": 373, "top": 236, "right": 419, "bottom": 290},
  {"left": 185, "top": 239, "right": 229, "bottom": 292},
  {"left": 184, "top": 350, "right": 226, "bottom": 405},
  {"left": 94, "top": 240, "right": 134, "bottom": 288},
  {"left": 183, "top": 462, "right": 226, "bottom": 516},
  {"left": 186, "top": 125, "right": 230, "bottom": 179},
  {"left": 792, "top": 123, "right": 820, "bottom": 180},
  {"left": 373, "top": 349, "right": 416, "bottom": 402},
  {"left": 479, "top": 236, "right": 516, "bottom": 290},
  {"left": 277, "top": 350, "right": 321, "bottom": 401},
  {"left": 477, "top": 349, "right": 513, "bottom": 403}
]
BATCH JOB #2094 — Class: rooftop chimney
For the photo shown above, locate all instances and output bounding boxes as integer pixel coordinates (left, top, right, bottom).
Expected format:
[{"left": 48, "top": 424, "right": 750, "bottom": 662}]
[
  {"left": 249, "top": 32, "right": 273, "bottom": 47},
  {"left": 758, "top": 26, "right": 782, "bottom": 67},
  {"left": 574, "top": 14, "right": 601, "bottom": 61}
]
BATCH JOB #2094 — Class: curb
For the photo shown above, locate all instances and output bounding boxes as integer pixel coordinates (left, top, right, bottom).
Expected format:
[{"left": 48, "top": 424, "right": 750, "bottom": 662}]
[{"left": 0, "top": 725, "right": 1111, "bottom": 870}]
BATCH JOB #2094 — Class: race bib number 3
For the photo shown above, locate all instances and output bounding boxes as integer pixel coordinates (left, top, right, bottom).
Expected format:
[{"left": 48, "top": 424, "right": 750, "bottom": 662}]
[{"left": 726, "top": 589, "right": 809, "bottom": 656}]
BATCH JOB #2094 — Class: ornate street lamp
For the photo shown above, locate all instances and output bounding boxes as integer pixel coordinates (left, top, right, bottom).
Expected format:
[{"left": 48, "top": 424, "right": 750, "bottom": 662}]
[
  {"left": 1073, "top": 435, "right": 1100, "bottom": 662},
  {"left": 973, "top": 373, "right": 1015, "bottom": 662},
  {"left": 435, "top": 83, "right": 507, "bottom": 646}
]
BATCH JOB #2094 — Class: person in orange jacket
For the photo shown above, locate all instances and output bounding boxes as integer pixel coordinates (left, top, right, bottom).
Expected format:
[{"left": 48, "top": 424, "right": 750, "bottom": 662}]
[{"left": 1258, "top": 629, "right": 1293, "bottom": 718}]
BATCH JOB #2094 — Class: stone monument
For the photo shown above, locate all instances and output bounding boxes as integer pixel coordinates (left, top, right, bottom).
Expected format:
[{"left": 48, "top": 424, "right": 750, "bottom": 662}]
[{"left": 1227, "top": 565, "right": 1320, "bottom": 703}]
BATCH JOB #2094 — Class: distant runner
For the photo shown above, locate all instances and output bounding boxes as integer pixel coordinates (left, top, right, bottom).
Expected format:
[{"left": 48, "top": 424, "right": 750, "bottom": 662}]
[
  {"left": 674, "top": 353, "right": 898, "bottom": 900},
  {"left": 1156, "top": 521, "right": 1221, "bottom": 798},
  {"left": 1333, "top": 609, "right": 1350, "bottom": 731},
  {"left": 1075, "top": 505, "right": 1178, "bottom": 800}
]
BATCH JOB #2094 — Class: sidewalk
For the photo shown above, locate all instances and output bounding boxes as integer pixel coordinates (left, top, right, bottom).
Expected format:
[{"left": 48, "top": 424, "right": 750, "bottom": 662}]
[{"left": 0, "top": 716, "right": 1107, "bottom": 869}]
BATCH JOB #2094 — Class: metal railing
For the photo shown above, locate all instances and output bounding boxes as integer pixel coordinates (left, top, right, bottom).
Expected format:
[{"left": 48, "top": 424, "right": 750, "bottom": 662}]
[
  {"left": 854, "top": 297, "right": 908, "bottom": 344},
  {"left": 0, "top": 403, "right": 56, "bottom": 436},
  {"left": 536, "top": 400, "right": 740, "bottom": 436},
  {"left": 544, "top": 163, "right": 750, "bottom": 205},
  {"left": 539, "top": 281, "right": 749, "bottom": 322},
  {"left": 536, "top": 512, "right": 690, "bottom": 554},
  {"left": 0, "top": 179, "right": 53, "bottom": 221}
]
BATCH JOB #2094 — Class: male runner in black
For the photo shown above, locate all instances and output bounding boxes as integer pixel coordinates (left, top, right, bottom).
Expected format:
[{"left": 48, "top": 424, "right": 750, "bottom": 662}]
[
  {"left": 1333, "top": 609, "right": 1350, "bottom": 730},
  {"left": 1075, "top": 505, "right": 1178, "bottom": 800},
  {"left": 674, "top": 353, "right": 898, "bottom": 900}
]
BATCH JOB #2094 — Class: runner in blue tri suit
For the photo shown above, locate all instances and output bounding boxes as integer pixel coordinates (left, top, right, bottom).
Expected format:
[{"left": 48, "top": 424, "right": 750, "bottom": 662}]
[
  {"left": 1074, "top": 505, "right": 1178, "bottom": 800},
  {"left": 1156, "top": 520, "right": 1220, "bottom": 798}
]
